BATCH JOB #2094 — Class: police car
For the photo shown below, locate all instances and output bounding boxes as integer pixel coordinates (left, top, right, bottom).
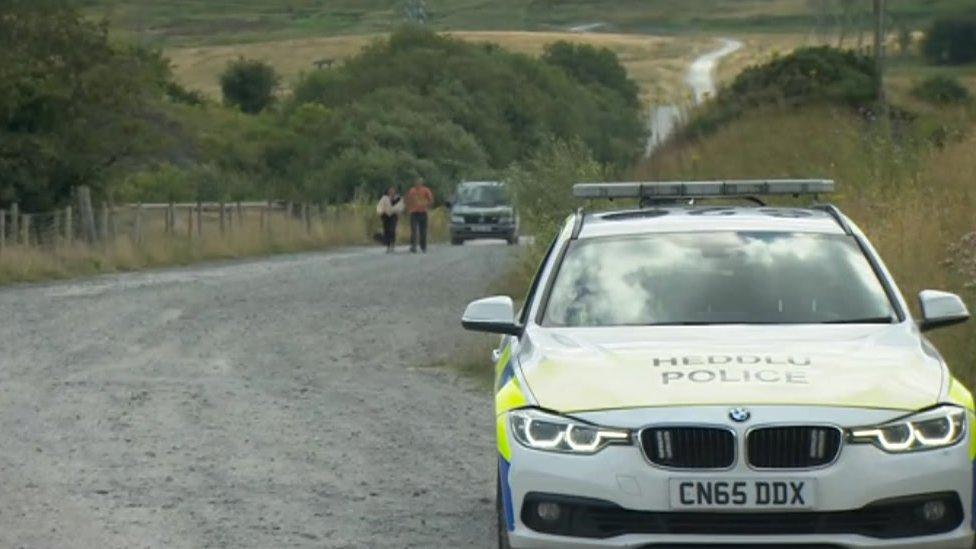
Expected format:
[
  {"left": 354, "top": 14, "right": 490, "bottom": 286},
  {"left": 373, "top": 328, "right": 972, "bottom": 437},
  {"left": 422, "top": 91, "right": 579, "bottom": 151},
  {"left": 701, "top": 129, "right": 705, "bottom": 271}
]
[{"left": 461, "top": 180, "right": 974, "bottom": 548}]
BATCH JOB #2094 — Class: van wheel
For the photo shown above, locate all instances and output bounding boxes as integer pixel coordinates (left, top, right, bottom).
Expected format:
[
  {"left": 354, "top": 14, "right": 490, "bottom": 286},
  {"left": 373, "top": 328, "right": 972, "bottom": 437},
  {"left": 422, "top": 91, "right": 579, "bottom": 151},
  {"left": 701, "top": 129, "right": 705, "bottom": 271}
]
[
  {"left": 451, "top": 237, "right": 464, "bottom": 246},
  {"left": 497, "top": 472, "right": 512, "bottom": 549},
  {"left": 507, "top": 235, "right": 519, "bottom": 246}
]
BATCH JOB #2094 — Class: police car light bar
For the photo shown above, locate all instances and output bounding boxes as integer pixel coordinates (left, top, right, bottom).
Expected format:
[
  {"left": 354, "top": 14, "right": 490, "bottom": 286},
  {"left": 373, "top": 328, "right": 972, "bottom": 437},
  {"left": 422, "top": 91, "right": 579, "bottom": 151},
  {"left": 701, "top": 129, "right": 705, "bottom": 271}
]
[{"left": 573, "top": 179, "right": 835, "bottom": 200}]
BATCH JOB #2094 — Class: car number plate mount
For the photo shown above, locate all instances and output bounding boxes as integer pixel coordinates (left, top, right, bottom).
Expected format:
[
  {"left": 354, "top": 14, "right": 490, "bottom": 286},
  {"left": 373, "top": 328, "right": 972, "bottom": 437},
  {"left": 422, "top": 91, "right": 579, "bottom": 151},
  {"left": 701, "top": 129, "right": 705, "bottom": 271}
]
[{"left": 668, "top": 478, "right": 816, "bottom": 510}]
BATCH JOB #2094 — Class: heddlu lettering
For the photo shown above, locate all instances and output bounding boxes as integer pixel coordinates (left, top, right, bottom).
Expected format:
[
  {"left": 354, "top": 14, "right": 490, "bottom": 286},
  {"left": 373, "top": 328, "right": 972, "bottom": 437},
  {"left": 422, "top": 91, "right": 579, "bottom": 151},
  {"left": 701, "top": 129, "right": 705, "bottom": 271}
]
[{"left": 652, "top": 355, "right": 811, "bottom": 367}]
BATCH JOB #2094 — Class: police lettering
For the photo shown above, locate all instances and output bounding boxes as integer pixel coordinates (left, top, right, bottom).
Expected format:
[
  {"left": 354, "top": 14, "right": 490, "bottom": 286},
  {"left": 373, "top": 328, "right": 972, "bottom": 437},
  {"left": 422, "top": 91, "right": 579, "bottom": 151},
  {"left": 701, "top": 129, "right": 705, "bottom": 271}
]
[{"left": 661, "top": 369, "right": 810, "bottom": 385}]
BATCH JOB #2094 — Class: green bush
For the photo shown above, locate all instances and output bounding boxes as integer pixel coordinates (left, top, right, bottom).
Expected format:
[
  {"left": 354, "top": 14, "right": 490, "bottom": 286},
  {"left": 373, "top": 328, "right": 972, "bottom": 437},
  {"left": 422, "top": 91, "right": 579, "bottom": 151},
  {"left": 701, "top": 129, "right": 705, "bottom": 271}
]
[
  {"left": 542, "top": 41, "right": 640, "bottom": 108},
  {"left": 686, "top": 46, "right": 878, "bottom": 136},
  {"left": 923, "top": 18, "right": 976, "bottom": 66},
  {"left": 911, "top": 76, "right": 971, "bottom": 105},
  {"left": 290, "top": 27, "right": 644, "bottom": 200},
  {"left": 220, "top": 58, "right": 280, "bottom": 114}
]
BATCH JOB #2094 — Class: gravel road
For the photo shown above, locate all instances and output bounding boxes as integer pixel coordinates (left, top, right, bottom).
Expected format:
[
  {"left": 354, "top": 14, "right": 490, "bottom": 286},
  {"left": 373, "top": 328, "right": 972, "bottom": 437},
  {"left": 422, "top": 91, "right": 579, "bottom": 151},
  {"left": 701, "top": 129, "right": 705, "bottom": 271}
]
[{"left": 0, "top": 243, "right": 515, "bottom": 548}]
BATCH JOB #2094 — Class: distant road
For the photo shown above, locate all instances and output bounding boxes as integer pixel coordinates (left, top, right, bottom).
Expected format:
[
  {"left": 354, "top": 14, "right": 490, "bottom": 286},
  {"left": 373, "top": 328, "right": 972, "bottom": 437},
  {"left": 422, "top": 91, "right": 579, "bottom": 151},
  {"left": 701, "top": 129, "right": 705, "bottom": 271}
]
[
  {"left": 646, "top": 37, "right": 744, "bottom": 156},
  {"left": 686, "top": 38, "right": 744, "bottom": 105},
  {"left": 0, "top": 243, "right": 516, "bottom": 547}
]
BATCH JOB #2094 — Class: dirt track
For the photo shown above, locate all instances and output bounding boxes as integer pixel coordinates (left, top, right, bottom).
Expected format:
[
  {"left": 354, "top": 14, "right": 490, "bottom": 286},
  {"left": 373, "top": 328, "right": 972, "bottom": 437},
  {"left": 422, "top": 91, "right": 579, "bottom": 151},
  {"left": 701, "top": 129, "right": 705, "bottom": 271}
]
[{"left": 0, "top": 243, "right": 515, "bottom": 548}]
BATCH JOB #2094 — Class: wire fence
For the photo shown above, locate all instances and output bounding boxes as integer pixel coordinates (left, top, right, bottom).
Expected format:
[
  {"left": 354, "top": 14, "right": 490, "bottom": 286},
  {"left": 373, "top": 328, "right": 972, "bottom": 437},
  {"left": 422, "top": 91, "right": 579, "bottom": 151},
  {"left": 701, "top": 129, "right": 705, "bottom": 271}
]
[{"left": 0, "top": 198, "right": 372, "bottom": 253}]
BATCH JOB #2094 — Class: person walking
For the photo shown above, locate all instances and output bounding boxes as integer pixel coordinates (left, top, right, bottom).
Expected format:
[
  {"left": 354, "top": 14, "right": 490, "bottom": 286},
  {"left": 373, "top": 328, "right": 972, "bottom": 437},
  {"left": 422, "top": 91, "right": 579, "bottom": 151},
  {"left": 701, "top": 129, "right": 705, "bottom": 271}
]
[
  {"left": 405, "top": 177, "right": 434, "bottom": 253},
  {"left": 376, "top": 186, "right": 404, "bottom": 253}
]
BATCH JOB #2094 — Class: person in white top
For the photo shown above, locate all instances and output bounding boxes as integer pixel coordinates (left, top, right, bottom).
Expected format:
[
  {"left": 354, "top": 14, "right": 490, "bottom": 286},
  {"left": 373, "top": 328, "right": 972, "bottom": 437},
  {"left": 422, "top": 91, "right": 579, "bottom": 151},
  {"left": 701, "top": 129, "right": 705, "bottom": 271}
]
[{"left": 376, "top": 186, "right": 405, "bottom": 252}]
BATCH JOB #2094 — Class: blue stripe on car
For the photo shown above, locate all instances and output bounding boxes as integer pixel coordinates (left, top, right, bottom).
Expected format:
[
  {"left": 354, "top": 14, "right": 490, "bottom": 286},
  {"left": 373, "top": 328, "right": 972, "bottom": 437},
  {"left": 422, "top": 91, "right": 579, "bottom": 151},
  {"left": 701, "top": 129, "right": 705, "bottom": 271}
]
[
  {"left": 499, "top": 456, "right": 515, "bottom": 531},
  {"left": 497, "top": 362, "right": 515, "bottom": 392}
]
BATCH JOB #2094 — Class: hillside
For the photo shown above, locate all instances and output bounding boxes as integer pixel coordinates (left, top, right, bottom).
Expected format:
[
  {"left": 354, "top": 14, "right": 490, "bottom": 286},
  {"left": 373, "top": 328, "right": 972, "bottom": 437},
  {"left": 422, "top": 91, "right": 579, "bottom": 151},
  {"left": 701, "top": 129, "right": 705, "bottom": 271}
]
[{"left": 85, "top": 0, "right": 973, "bottom": 47}]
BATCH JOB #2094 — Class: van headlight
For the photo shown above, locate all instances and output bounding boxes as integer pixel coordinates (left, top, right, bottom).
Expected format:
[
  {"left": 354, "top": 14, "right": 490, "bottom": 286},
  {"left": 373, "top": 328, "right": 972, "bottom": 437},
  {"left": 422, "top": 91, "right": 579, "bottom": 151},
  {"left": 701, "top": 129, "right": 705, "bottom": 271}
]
[
  {"left": 451, "top": 215, "right": 465, "bottom": 224},
  {"left": 510, "top": 408, "right": 631, "bottom": 455},
  {"left": 848, "top": 405, "right": 966, "bottom": 453}
]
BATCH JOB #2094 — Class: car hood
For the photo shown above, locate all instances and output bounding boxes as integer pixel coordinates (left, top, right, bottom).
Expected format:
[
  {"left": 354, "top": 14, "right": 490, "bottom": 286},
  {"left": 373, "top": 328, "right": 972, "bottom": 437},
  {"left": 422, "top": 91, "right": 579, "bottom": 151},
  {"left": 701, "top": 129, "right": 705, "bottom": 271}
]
[
  {"left": 452, "top": 205, "right": 513, "bottom": 216},
  {"left": 518, "top": 324, "right": 945, "bottom": 413}
]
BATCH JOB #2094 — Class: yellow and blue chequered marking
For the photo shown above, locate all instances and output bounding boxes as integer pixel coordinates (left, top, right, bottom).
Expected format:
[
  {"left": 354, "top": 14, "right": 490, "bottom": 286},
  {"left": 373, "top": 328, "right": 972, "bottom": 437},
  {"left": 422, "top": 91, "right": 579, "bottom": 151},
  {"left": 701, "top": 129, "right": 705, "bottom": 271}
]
[{"left": 494, "top": 343, "right": 526, "bottom": 532}]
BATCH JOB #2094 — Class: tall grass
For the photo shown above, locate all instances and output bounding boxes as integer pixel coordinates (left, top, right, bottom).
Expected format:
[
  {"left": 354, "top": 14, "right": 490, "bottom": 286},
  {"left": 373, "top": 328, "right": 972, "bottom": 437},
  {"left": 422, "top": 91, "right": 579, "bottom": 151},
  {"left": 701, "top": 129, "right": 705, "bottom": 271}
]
[
  {"left": 0, "top": 206, "right": 448, "bottom": 285},
  {"left": 639, "top": 104, "right": 976, "bottom": 386}
]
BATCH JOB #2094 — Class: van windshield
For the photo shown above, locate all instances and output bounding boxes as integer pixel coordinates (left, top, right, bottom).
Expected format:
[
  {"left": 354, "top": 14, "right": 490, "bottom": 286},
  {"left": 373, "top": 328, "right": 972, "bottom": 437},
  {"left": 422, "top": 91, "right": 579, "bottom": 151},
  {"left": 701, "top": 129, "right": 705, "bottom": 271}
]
[
  {"left": 543, "top": 232, "right": 896, "bottom": 327},
  {"left": 456, "top": 184, "right": 510, "bottom": 207}
]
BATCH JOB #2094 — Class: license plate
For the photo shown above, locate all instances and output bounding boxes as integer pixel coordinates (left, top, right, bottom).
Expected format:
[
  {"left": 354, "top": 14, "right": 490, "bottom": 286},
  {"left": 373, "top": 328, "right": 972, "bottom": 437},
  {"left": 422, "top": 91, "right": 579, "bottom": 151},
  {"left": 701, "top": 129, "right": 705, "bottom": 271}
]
[
  {"left": 471, "top": 224, "right": 492, "bottom": 232},
  {"left": 669, "top": 479, "right": 815, "bottom": 510}
]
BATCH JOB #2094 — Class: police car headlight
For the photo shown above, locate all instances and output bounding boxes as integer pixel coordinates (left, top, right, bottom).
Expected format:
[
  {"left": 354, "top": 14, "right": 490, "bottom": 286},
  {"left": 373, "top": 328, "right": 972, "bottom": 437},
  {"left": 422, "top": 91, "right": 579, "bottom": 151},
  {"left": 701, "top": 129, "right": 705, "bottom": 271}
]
[
  {"left": 509, "top": 409, "right": 631, "bottom": 454},
  {"left": 848, "top": 405, "right": 966, "bottom": 453}
]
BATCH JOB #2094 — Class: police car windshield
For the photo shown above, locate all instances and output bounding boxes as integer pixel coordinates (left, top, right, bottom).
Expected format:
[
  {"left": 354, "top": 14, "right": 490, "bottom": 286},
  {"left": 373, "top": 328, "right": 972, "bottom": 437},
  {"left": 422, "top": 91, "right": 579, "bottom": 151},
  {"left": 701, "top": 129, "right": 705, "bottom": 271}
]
[
  {"left": 456, "top": 184, "right": 509, "bottom": 207},
  {"left": 543, "top": 232, "right": 896, "bottom": 327}
]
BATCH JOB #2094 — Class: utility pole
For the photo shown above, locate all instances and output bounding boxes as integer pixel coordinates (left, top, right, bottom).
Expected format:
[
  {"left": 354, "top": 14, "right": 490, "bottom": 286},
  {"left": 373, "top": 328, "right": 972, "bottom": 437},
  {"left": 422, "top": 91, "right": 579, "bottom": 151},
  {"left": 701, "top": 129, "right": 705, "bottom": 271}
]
[{"left": 873, "top": 0, "right": 887, "bottom": 112}]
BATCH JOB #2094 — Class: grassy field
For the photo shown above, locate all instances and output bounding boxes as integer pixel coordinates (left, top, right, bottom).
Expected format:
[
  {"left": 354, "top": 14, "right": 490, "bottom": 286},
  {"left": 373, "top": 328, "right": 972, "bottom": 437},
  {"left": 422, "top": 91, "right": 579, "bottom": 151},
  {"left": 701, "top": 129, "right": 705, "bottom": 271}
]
[
  {"left": 88, "top": 0, "right": 973, "bottom": 47},
  {"left": 167, "top": 31, "right": 718, "bottom": 103},
  {"left": 167, "top": 30, "right": 808, "bottom": 105},
  {"left": 638, "top": 104, "right": 976, "bottom": 386},
  {"left": 0, "top": 205, "right": 448, "bottom": 285}
]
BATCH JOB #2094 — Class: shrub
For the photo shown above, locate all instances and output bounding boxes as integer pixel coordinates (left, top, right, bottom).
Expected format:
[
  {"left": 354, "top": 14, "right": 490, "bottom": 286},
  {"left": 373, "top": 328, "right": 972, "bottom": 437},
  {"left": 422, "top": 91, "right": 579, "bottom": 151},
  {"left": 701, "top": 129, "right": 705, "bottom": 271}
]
[
  {"left": 911, "top": 76, "right": 971, "bottom": 105},
  {"left": 922, "top": 18, "right": 976, "bottom": 65},
  {"left": 685, "top": 47, "right": 877, "bottom": 136},
  {"left": 542, "top": 41, "right": 640, "bottom": 108},
  {"left": 220, "top": 58, "right": 280, "bottom": 114},
  {"left": 288, "top": 27, "right": 644, "bottom": 202}
]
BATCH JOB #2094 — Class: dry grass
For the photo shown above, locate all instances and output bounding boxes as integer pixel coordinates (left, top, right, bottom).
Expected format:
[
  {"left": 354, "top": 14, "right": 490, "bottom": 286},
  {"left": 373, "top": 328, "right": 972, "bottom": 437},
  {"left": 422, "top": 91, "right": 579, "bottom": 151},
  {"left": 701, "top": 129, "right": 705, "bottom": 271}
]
[
  {"left": 639, "top": 105, "right": 976, "bottom": 386},
  {"left": 167, "top": 31, "right": 721, "bottom": 105},
  {"left": 0, "top": 206, "right": 448, "bottom": 285}
]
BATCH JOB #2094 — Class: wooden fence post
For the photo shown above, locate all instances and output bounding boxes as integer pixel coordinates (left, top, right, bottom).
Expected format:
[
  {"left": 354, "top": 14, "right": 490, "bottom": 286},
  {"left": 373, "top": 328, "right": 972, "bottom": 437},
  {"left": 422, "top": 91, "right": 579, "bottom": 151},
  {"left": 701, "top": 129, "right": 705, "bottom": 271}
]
[
  {"left": 10, "top": 203, "right": 18, "bottom": 244},
  {"left": 219, "top": 201, "right": 226, "bottom": 235},
  {"left": 167, "top": 202, "right": 175, "bottom": 234},
  {"left": 187, "top": 205, "right": 194, "bottom": 238},
  {"left": 52, "top": 212, "right": 61, "bottom": 247},
  {"left": 65, "top": 206, "right": 73, "bottom": 244},
  {"left": 0, "top": 209, "right": 5, "bottom": 255},
  {"left": 196, "top": 201, "right": 203, "bottom": 238},
  {"left": 133, "top": 203, "right": 143, "bottom": 244},
  {"left": 109, "top": 204, "right": 117, "bottom": 240},
  {"left": 236, "top": 201, "right": 244, "bottom": 228},
  {"left": 21, "top": 214, "right": 30, "bottom": 247},
  {"left": 265, "top": 199, "right": 272, "bottom": 234},
  {"left": 303, "top": 203, "right": 311, "bottom": 234},
  {"left": 99, "top": 202, "right": 109, "bottom": 242},
  {"left": 76, "top": 187, "right": 97, "bottom": 243}
]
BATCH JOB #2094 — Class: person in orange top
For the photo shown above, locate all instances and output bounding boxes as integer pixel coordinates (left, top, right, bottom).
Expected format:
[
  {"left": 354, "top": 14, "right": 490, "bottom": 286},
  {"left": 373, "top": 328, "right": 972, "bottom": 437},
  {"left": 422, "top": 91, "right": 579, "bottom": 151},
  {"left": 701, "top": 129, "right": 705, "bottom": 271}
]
[{"left": 404, "top": 177, "right": 434, "bottom": 253}]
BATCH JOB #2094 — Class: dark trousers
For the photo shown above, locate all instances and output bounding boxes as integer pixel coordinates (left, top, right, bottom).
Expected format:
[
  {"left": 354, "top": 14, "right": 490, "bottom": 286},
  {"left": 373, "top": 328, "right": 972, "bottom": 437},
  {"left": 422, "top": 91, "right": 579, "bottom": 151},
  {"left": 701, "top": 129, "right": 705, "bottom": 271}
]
[
  {"left": 381, "top": 214, "right": 398, "bottom": 249},
  {"left": 410, "top": 212, "right": 428, "bottom": 252}
]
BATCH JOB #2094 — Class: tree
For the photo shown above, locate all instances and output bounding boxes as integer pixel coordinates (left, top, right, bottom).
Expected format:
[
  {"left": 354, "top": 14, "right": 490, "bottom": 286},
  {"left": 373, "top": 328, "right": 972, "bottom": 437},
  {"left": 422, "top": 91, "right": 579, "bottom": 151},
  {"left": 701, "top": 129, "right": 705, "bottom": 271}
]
[
  {"left": 220, "top": 58, "right": 280, "bottom": 114},
  {"left": 542, "top": 41, "right": 640, "bottom": 108},
  {"left": 0, "top": 1, "right": 167, "bottom": 210},
  {"left": 922, "top": 17, "right": 976, "bottom": 65}
]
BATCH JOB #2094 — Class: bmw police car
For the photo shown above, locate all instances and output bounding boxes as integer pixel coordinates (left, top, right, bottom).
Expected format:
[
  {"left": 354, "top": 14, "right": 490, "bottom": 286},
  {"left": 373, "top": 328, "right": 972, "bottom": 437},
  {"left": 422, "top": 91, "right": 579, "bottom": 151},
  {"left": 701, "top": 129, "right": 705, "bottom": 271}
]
[{"left": 461, "top": 180, "right": 974, "bottom": 548}]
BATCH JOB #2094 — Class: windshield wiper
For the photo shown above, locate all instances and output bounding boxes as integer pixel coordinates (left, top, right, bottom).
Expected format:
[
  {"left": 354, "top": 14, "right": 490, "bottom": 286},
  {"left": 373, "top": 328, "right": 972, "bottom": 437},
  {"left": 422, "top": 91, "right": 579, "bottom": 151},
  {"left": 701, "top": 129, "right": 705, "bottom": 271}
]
[{"left": 820, "top": 316, "right": 895, "bottom": 324}]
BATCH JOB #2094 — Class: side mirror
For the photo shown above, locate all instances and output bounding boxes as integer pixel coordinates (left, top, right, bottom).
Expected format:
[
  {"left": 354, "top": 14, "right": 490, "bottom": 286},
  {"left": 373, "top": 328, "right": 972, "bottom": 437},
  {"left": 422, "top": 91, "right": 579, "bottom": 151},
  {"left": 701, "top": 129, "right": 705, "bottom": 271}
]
[
  {"left": 462, "top": 296, "right": 521, "bottom": 336},
  {"left": 918, "top": 290, "right": 970, "bottom": 332}
]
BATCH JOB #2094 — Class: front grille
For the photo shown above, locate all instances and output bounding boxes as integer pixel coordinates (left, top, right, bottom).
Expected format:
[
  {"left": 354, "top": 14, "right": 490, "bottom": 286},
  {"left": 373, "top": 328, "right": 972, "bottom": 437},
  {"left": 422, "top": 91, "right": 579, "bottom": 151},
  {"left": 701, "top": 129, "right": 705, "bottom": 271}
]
[
  {"left": 522, "top": 492, "right": 963, "bottom": 540},
  {"left": 640, "top": 427, "right": 735, "bottom": 469},
  {"left": 462, "top": 214, "right": 499, "bottom": 223},
  {"left": 747, "top": 426, "right": 842, "bottom": 468}
]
